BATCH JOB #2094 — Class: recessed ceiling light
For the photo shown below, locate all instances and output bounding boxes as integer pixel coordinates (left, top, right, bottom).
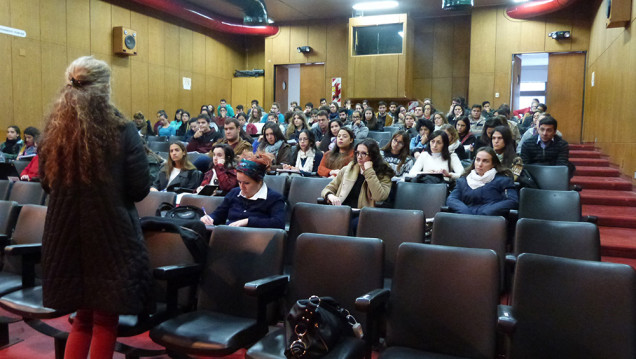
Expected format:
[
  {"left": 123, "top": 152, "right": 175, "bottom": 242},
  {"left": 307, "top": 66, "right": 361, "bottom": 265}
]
[{"left": 352, "top": 1, "right": 399, "bottom": 11}]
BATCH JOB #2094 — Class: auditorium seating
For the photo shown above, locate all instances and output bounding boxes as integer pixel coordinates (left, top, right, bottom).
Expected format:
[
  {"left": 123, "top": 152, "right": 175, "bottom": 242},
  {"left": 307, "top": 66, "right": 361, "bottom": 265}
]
[{"left": 135, "top": 191, "right": 176, "bottom": 218}]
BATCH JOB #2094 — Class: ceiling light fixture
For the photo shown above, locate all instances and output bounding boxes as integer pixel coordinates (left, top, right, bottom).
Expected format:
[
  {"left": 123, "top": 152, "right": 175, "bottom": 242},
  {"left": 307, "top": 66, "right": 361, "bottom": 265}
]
[{"left": 352, "top": 1, "right": 399, "bottom": 11}]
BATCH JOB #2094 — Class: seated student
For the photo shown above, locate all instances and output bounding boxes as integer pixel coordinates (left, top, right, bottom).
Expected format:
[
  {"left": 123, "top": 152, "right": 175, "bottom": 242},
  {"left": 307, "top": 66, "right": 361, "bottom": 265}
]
[
  {"left": 321, "top": 138, "right": 394, "bottom": 232},
  {"left": 170, "top": 109, "right": 188, "bottom": 136},
  {"left": 517, "top": 111, "right": 563, "bottom": 154},
  {"left": 216, "top": 106, "right": 230, "bottom": 128},
  {"left": 410, "top": 118, "right": 434, "bottom": 158},
  {"left": 157, "top": 113, "right": 176, "bottom": 137},
  {"left": 328, "top": 101, "right": 339, "bottom": 120},
  {"left": 319, "top": 119, "right": 342, "bottom": 152},
  {"left": 474, "top": 117, "right": 503, "bottom": 149},
  {"left": 219, "top": 99, "right": 235, "bottom": 117},
  {"left": 237, "top": 112, "right": 258, "bottom": 137},
  {"left": 1, "top": 125, "right": 23, "bottom": 160},
  {"left": 144, "top": 144, "right": 165, "bottom": 184},
  {"left": 520, "top": 115, "right": 575, "bottom": 178},
  {"left": 349, "top": 110, "right": 369, "bottom": 139},
  {"left": 255, "top": 122, "right": 291, "bottom": 168},
  {"left": 365, "top": 107, "right": 383, "bottom": 131},
  {"left": 284, "top": 129, "right": 323, "bottom": 175},
  {"left": 492, "top": 125, "right": 523, "bottom": 180},
  {"left": 197, "top": 144, "right": 238, "bottom": 195},
  {"left": 285, "top": 111, "right": 309, "bottom": 143},
  {"left": 151, "top": 142, "right": 203, "bottom": 192},
  {"left": 215, "top": 118, "right": 252, "bottom": 157},
  {"left": 186, "top": 114, "right": 223, "bottom": 154},
  {"left": 318, "top": 127, "right": 355, "bottom": 177},
  {"left": 153, "top": 110, "right": 168, "bottom": 134},
  {"left": 20, "top": 154, "right": 39, "bottom": 181},
  {"left": 456, "top": 116, "right": 476, "bottom": 154},
  {"left": 183, "top": 117, "right": 198, "bottom": 142},
  {"left": 381, "top": 130, "right": 414, "bottom": 179},
  {"left": 133, "top": 112, "right": 154, "bottom": 138},
  {"left": 17, "top": 126, "right": 40, "bottom": 159},
  {"left": 338, "top": 108, "right": 350, "bottom": 126},
  {"left": 441, "top": 124, "right": 468, "bottom": 161},
  {"left": 447, "top": 147, "right": 518, "bottom": 216},
  {"left": 408, "top": 130, "right": 464, "bottom": 183},
  {"left": 401, "top": 112, "right": 418, "bottom": 138},
  {"left": 376, "top": 101, "right": 389, "bottom": 128},
  {"left": 200, "top": 153, "right": 285, "bottom": 229},
  {"left": 433, "top": 112, "right": 449, "bottom": 131},
  {"left": 447, "top": 104, "right": 465, "bottom": 126}
]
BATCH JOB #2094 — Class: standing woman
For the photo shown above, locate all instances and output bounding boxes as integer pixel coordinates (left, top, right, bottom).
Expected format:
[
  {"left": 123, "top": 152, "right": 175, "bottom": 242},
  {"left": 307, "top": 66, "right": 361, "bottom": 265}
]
[
  {"left": 151, "top": 142, "right": 203, "bottom": 192},
  {"left": 39, "top": 56, "right": 151, "bottom": 359},
  {"left": 317, "top": 127, "right": 355, "bottom": 177}
]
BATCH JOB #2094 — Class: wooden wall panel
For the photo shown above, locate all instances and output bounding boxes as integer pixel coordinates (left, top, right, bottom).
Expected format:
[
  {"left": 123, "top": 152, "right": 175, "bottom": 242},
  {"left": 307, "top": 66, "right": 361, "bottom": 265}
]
[
  {"left": 231, "top": 78, "right": 247, "bottom": 109},
  {"left": 111, "top": 56, "right": 132, "bottom": 116},
  {"left": 376, "top": 56, "right": 399, "bottom": 98},
  {"left": 272, "top": 26, "right": 290, "bottom": 65},
  {"left": 11, "top": 0, "right": 40, "bottom": 41},
  {"left": 300, "top": 64, "right": 325, "bottom": 107},
  {"left": 325, "top": 21, "right": 348, "bottom": 101},
  {"left": 111, "top": 4, "right": 131, "bottom": 28},
  {"left": 163, "top": 67, "right": 179, "bottom": 117},
  {"left": 431, "top": 78, "right": 452, "bottom": 109},
  {"left": 90, "top": 0, "right": 111, "bottom": 55},
  {"left": 148, "top": 64, "right": 165, "bottom": 116},
  {"left": 306, "top": 23, "right": 327, "bottom": 64},
  {"left": 147, "top": 16, "right": 164, "bottom": 66},
  {"left": 41, "top": 0, "right": 66, "bottom": 45},
  {"left": 289, "top": 25, "right": 308, "bottom": 64},
  {"left": 163, "top": 23, "right": 180, "bottom": 69},
  {"left": 191, "top": 72, "right": 206, "bottom": 110},
  {"left": 179, "top": 28, "right": 193, "bottom": 72},
  {"left": 12, "top": 38, "right": 42, "bottom": 127},
  {"left": 131, "top": 11, "right": 149, "bottom": 63},
  {"left": 178, "top": 70, "right": 193, "bottom": 112},
  {"left": 67, "top": 0, "right": 90, "bottom": 53},
  {"left": 245, "top": 36, "right": 265, "bottom": 69},
  {"left": 131, "top": 59, "right": 149, "bottom": 115},
  {"left": 433, "top": 21, "right": 454, "bottom": 79},
  {"left": 192, "top": 32, "right": 206, "bottom": 74},
  {"left": 40, "top": 43, "right": 68, "bottom": 115}
]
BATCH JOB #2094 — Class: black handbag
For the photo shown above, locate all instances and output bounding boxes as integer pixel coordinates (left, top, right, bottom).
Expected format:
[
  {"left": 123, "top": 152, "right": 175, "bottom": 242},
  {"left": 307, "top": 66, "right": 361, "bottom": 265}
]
[
  {"left": 285, "top": 296, "right": 363, "bottom": 359},
  {"left": 155, "top": 202, "right": 205, "bottom": 220},
  {"left": 414, "top": 173, "right": 445, "bottom": 184}
]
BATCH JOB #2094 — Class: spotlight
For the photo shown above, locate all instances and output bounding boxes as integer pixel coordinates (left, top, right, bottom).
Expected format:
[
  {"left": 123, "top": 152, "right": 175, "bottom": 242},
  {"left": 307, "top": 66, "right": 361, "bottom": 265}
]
[
  {"left": 297, "top": 46, "right": 312, "bottom": 54},
  {"left": 548, "top": 31, "right": 571, "bottom": 40}
]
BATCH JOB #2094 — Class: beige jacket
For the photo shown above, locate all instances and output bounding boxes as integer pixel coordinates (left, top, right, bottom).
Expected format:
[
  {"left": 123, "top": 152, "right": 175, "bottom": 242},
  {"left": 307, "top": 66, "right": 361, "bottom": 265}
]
[{"left": 321, "top": 162, "right": 392, "bottom": 208}]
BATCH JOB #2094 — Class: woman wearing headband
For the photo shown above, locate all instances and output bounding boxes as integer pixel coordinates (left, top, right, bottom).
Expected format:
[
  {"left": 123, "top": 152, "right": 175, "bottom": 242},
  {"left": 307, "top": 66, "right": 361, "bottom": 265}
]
[{"left": 200, "top": 152, "right": 285, "bottom": 229}]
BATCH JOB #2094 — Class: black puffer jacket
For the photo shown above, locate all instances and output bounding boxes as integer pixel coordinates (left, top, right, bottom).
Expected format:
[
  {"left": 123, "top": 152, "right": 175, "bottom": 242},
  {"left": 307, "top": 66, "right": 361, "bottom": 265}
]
[{"left": 41, "top": 121, "right": 152, "bottom": 314}]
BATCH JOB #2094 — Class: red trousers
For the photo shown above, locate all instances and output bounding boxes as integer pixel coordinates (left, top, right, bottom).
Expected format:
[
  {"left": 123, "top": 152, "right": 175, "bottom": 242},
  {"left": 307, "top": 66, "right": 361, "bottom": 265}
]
[{"left": 65, "top": 309, "right": 118, "bottom": 359}]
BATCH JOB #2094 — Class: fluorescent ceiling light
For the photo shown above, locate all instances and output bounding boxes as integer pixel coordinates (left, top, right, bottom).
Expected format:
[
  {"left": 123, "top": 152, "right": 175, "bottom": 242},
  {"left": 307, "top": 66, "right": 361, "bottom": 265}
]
[
  {"left": 352, "top": 1, "right": 399, "bottom": 11},
  {"left": 512, "top": 0, "right": 530, "bottom": 2}
]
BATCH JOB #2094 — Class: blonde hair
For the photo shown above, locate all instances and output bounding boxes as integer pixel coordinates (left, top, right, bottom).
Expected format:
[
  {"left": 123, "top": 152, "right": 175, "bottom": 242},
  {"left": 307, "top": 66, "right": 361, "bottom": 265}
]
[
  {"left": 440, "top": 123, "right": 458, "bottom": 143},
  {"left": 40, "top": 56, "right": 125, "bottom": 187}
]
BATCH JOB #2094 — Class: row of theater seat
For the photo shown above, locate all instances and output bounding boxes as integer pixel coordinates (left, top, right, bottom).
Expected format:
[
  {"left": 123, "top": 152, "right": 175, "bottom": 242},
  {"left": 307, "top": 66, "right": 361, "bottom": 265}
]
[{"left": 0, "top": 204, "right": 631, "bottom": 358}]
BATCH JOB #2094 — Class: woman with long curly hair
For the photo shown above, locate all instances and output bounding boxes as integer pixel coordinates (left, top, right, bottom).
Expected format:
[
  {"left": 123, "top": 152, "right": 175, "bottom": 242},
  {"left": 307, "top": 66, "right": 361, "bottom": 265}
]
[{"left": 39, "top": 56, "right": 151, "bottom": 359}]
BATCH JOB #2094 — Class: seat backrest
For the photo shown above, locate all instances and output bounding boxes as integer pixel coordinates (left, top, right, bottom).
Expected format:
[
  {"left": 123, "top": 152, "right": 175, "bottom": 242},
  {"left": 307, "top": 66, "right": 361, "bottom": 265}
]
[
  {"left": 0, "top": 200, "right": 19, "bottom": 235},
  {"left": 387, "top": 243, "right": 498, "bottom": 358},
  {"left": 518, "top": 188, "right": 582, "bottom": 222},
  {"left": 0, "top": 180, "right": 10, "bottom": 200},
  {"left": 432, "top": 212, "right": 507, "bottom": 290},
  {"left": 135, "top": 191, "right": 176, "bottom": 218},
  {"left": 179, "top": 194, "right": 225, "bottom": 214},
  {"left": 12, "top": 161, "right": 31, "bottom": 176},
  {"left": 287, "top": 203, "right": 350, "bottom": 266},
  {"left": 367, "top": 131, "right": 392, "bottom": 147},
  {"left": 3, "top": 205, "right": 47, "bottom": 275},
  {"left": 168, "top": 135, "right": 185, "bottom": 142},
  {"left": 383, "top": 126, "right": 400, "bottom": 135},
  {"left": 8, "top": 181, "right": 46, "bottom": 205},
  {"left": 357, "top": 207, "right": 425, "bottom": 278},
  {"left": 287, "top": 176, "right": 333, "bottom": 209},
  {"left": 523, "top": 164, "right": 569, "bottom": 190},
  {"left": 514, "top": 218, "right": 600, "bottom": 261},
  {"left": 187, "top": 152, "right": 206, "bottom": 163},
  {"left": 289, "top": 234, "right": 383, "bottom": 325},
  {"left": 394, "top": 182, "right": 447, "bottom": 218},
  {"left": 510, "top": 253, "right": 636, "bottom": 358},
  {"left": 197, "top": 226, "right": 285, "bottom": 318},
  {"left": 148, "top": 141, "right": 171, "bottom": 153},
  {"left": 147, "top": 135, "right": 167, "bottom": 142},
  {"left": 263, "top": 175, "right": 288, "bottom": 198}
]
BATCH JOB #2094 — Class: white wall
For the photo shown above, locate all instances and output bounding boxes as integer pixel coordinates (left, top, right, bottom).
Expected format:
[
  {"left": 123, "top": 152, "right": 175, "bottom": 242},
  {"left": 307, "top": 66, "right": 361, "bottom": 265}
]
[{"left": 287, "top": 64, "right": 301, "bottom": 109}]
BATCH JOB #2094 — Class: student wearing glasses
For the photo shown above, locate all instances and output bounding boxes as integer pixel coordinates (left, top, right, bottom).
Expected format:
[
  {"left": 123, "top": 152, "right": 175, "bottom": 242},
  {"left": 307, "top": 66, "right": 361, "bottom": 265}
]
[
  {"left": 321, "top": 138, "right": 394, "bottom": 232},
  {"left": 349, "top": 110, "right": 369, "bottom": 139}
]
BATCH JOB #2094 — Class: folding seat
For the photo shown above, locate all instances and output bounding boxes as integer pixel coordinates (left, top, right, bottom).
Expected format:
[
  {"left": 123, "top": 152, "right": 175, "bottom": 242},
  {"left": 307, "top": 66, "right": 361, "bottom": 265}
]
[
  {"left": 393, "top": 182, "right": 447, "bottom": 219},
  {"left": 12, "top": 160, "right": 31, "bottom": 177},
  {"left": 148, "top": 141, "right": 171, "bottom": 153},
  {"left": 264, "top": 174, "right": 289, "bottom": 197},
  {"left": 499, "top": 253, "right": 636, "bottom": 358},
  {"left": 246, "top": 233, "right": 384, "bottom": 359},
  {"left": 179, "top": 194, "right": 225, "bottom": 214},
  {"left": 511, "top": 188, "right": 594, "bottom": 223},
  {"left": 8, "top": 181, "right": 46, "bottom": 205},
  {"left": 149, "top": 226, "right": 286, "bottom": 357},
  {"left": 431, "top": 212, "right": 507, "bottom": 292},
  {"left": 0, "top": 200, "right": 19, "bottom": 236},
  {"left": 146, "top": 135, "right": 167, "bottom": 142},
  {"left": 360, "top": 243, "right": 499, "bottom": 359},
  {"left": 168, "top": 135, "right": 186, "bottom": 143},
  {"left": 357, "top": 207, "right": 425, "bottom": 288},
  {"left": 522, "top": 164, "right": 569, "bottom": 190},
  {"left": 0, "top": 180, "right": 10, "bottom": 200},
  {"left": 135, "top": 191, "right": 176, "bottom": 218},
  {"left": 286, "top": 176, "right": 332, "bottom": 222},
  {"left": 367, "top": 131, "right": 392, "bottom": 148},
  {"left": 286, "top": 203, "right": 350, "bottom": 268}
]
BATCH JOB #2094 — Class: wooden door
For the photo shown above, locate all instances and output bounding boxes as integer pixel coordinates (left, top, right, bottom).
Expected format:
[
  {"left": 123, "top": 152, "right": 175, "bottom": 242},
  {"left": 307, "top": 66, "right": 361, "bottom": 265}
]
[
  {"left": 546, "top": 53, "right": 586, "bottom": 143},
  {"left": 511, "top": 55, "right": 522, "bottom": 111},
  {"left": 300, "top": 64, "right": 326, "bottom": 107},
  {"left": 275, "top": 66, "right": 289, "bottom": 109}
]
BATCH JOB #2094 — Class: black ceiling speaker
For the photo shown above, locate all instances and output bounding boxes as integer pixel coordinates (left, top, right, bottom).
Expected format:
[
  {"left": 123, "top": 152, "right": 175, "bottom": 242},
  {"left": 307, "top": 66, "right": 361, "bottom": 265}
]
[{"left": 442, "top": 0, "right": 474, "bottom": 11}]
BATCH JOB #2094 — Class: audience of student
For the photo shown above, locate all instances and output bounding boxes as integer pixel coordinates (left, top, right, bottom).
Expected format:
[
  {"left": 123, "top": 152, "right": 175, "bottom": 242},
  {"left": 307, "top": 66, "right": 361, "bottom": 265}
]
[
  {"left": 312, "top": 110, "right": 331, "bottom": 146},
  {"left": 200, "top": 152, "right": 285, "bottom": 229},
  {"left": 20, "top": 155, "right": 39, "bottom": 181},
  {"left": 284, "top": 129, "right": 323, "bottom": 175},
  {"left": 520, "top": 115, "right": 575, "bottom": 178},
  {"left": 475, "top": 117, "right": 503, "bottom": 149},
  {"left": 365, "top": 107, "right": 383, "bottom": 131},
  {"left": 186, "top": 115, "right": 223, "bottom": 154},
  {"left": 408, "top": 130, "right": 464, "bottom": 183},
  {"left": 151, "top": 142, "right": 202, "bottom": 192},
  {"left": 197, "top": 143, "right": 238, "bottom": 195},
  {"left": 456, "top": 116, "right": 476, "bottom": 154},
  {"left": 215, "top": 118, "right": 252, "bottom": 157},
  {"left": 1, "top": 125, "right": 22, "bottom": 160},
  {"left": 285, "top": 111, "right": 310, "bottom": 143},
  {"left": 18, "top": 126, "right": 40, "bottom": 159},
  {"left": 381, "top": 130, "right": 414, "bottom": 179},
  {"left": 447, "top": 147, "right": 518, "bottom": 216},
  {"left": 350, "top": 110, "right": 369, "bottom": 139},
  {"left": 319, "top": 119, "right": 342, "bottom": 152},
  {"left": 491, "top": 125, "right": 523, "bottom": 180},
  {"left": 157, "top": 113, "right": 176, "bottom": 137},
  {"left": 170, "top": 109, "right": 187, "bottom": 136},
  {"left": 257, "top": 122, "right": 291, "bottom": 168},
  {"left": 410, "top": 118, "right": 434, "bottom": 157},
  {"left": 133, "top": 111, "right": 154, "bottom": 138},
  {"left": 317, "top": 127, "right": 355, "bottom": 177},
  {"left": 441, "top": 124, "right": 469, "bottom": 161}
]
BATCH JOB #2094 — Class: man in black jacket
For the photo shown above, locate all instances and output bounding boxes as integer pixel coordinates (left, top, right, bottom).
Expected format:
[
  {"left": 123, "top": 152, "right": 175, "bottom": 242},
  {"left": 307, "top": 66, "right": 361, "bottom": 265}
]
[{"left": 520, "top": 115, "right": 575, "bottom": 178}]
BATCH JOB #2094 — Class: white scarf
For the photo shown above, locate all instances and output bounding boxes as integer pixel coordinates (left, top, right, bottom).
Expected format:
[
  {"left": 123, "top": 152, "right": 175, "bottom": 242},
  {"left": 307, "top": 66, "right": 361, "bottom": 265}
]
[
  {"left": 295, "top": 148, "right": 316, "bottom": 172},
  {"left": 448, "top": 140, "right": 460, "bottom": 154},
  {"left": 466, "top": 168, "right": 497, "bottom": 189}
]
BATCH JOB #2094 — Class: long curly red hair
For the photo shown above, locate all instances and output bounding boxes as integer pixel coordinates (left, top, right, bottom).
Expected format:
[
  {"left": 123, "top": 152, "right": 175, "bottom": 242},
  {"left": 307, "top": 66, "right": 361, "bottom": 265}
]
[{"left": 40, "top": 56, "right": 126, "bottom": 188}]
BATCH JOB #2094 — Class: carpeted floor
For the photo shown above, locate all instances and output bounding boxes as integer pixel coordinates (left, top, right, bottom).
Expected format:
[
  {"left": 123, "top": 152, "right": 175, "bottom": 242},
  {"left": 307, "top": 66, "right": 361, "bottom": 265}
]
[{"left": 571, "top": 144, "right": 636, "bottom": 258}]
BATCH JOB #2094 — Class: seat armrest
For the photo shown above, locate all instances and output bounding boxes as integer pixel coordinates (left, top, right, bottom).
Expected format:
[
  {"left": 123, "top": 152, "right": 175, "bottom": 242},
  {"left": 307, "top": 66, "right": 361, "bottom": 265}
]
[
  {"left": 508, "top": 209, "right": 519, "bottom": 222},
  {"left": 172, "top": 187, "right": 196, "bottom": 194},
  {"left": 153, "top": 263, "right": 203, "bottom": 281},
  {"left": 0, "top": 234, "right": 10, "bottom": 248},
  {"left": 584, "top": 215, "right": 598, "bottom": 224},
  {"left": 497, "top": 304, "right": 517, "bottom": 334},
  {"left": 440, "top": 206, "right": 451, "bottom": 213},
  {"left": 5, "top": 243, "right": 42, "bottom": 257},
  {"left": 505, "top": 254, "right": 517, "bottom": 267},
  {"left": 355, "top": 288, "right": 390, "bottom": 313},
  {"left": 316, "top": 197, "right": 328, "bottom": 205},
  {"left": 244, "top": 274, "right": 289, "bottom": 297}
]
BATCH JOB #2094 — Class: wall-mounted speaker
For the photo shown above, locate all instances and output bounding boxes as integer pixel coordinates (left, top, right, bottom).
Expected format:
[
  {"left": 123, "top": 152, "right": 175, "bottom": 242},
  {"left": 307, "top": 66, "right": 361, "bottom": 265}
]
[
  {"left": 606, "top": 0, "right": 632, "bottom": 28},
  {"left": 113, "top": 26, "right": 137, "bottom": 56}
]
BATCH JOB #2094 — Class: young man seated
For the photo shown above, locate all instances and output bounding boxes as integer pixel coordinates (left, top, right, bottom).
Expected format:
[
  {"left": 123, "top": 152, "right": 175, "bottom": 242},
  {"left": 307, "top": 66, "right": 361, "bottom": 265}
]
[
  {"left": 186, "top": 114, "right": 222, "bottom": 154},
  {"left": 215, "top": 118, "right": 252, "bottom": 158},
  {"left": 520, "top": 115, "right": 575, "bottom": 178}
]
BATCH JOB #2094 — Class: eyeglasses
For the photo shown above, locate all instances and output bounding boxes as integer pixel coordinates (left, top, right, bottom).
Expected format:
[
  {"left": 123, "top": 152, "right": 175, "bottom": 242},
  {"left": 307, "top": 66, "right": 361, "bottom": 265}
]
[
  {"left": 352, "top": 115, "right": 361, "bottom": 118},
  {"left": 355, "top": 151, "right": 369, "bottom": 157},
  {"left": 298, "top": 137, "right": 309, "bottom": 142},
  {"left": 392, "top": 139, "right": 404, "bottom": 145}
]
